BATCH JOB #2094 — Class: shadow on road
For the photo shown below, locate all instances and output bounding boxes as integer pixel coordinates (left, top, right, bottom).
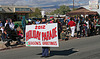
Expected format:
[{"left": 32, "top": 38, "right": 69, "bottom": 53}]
[{"left": 37, "top": 48, "right": 78, "bottom": 57}]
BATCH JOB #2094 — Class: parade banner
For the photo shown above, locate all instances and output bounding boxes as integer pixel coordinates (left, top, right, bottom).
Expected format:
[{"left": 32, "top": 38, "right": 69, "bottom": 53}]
[{"left": 25, "top": 23, "right": 59, "bottom": 47}]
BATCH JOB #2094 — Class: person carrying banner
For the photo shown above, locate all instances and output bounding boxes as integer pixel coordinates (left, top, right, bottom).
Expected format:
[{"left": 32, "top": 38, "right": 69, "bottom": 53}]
[{"left": 41, "top": 18, "right": 50, "bottom": 58}]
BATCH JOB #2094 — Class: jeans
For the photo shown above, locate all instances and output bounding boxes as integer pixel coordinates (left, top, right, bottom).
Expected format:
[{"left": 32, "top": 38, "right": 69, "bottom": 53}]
[
  {"left": 22, "top": 27, "right": 25, "bottom": 37},
  {"left": 71, "top": 26, "right": 75, "bottom": 37},
  {"left": 77, "top": 31, "right": 80, "bottom": 38},
  {"left": 80, "top": 26, "right": 83, "bottom": 37},
  {"left": 42, "top": 47, "right": 49, "bottom": 56},
  {"left": 84, "top": 26, "right": 87, "bottom": 36}
]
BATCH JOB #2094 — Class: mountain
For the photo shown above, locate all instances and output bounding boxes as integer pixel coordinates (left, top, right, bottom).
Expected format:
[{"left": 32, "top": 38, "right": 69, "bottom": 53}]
[
  {"left": 0, "top": 0, "right": 100, "bottom": 9},
  {"left": 41, "top": 5, "right": 80, "bottom": 9}
]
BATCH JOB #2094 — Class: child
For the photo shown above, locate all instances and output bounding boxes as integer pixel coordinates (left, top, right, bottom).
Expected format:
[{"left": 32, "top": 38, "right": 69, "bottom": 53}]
[{"left": 60, "top": 30, "right": 68, "bottom": 41}]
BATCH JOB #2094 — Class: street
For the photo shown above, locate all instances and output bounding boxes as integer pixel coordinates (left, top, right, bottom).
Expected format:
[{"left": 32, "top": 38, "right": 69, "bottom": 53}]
[{"left": 0, "top": 35, "right": 100, "bottom": 59}]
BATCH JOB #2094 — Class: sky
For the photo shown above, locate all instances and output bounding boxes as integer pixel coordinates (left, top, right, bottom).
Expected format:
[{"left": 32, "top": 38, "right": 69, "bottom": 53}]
[{"left": 0, "top": 0, "right": 99, "bottom": 7}]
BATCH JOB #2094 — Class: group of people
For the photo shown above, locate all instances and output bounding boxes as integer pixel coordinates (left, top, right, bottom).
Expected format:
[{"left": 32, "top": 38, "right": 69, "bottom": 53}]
[
  {"left": 0, "top": 15, "right": 99, "bottom": 57},
  {"left": 0, "top": 19, "right": 24, "bottom": 47},
  {"left": 27, "top": 16, "right": 100, "bottom": 41},
  {"left": 60, "top": 16, "right": 100, "bottom": 40}
]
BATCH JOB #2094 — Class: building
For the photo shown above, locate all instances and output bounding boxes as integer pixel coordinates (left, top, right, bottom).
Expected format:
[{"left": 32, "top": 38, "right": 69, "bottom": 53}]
[
  {"left": 66, "top": 7, "right": 98, "bottom": 15},
  {"left": 82, "top": 3, "right": 100, "bottom": 15},
  {"left": 0, "top": 5, "right": 35, "bottom": 21}
]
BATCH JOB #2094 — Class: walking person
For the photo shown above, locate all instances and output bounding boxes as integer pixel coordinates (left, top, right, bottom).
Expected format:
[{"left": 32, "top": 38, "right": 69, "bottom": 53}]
[
  {"left": 68, "top": 17, "right": 76, "bottom": 37},
  {"left": 41, "top": 18, "right": 49, "bottom": 58}
]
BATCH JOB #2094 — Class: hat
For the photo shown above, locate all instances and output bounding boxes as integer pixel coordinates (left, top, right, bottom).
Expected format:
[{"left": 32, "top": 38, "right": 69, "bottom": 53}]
[
  {"left": 50, "top": 16, "right": 53, "bottom": 19},
  {"left": 28, "top": 19, "right": 31, "bottom": 22},
  {"left": 67, "top": 17, "right": 70, "bottom": 19},
  {"left": 42, "top": 18, "right": 46, "bottom": 19},
  {"left": 6, "top": 20, "right": 8, "bottom": 21},
  {"left": 50, "top": 21, "right": 53, "bottom": 23}
]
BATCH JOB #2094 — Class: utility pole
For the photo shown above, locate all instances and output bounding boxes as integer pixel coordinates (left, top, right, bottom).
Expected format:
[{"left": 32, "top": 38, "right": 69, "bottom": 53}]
[{"left": 73, "top": 0, "right": 74, "bottom": 10}]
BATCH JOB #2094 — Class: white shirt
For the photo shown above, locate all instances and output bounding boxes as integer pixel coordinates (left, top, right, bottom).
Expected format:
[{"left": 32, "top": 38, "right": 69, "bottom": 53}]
[
  {"left": 10, "top": 23, "right": 14, "bottom": 29},
  {"left": 86, "top": 21, "right": 89, "bottom": 29},
  {"left": 0, "top": 28, "right": 4, "bottom": 33},
  {"left": 5, "top": 23, "right": 8, "bottom": 26}
]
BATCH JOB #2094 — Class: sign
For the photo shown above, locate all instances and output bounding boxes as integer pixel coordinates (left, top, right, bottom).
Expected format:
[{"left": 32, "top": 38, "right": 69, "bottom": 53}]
[
  {"left": 41, "top": 11, "right": 45, "bottom": 18},
  {"left": 25, "top": 23, "right": 59, "bottom": 47},
  {"left": 15, "top": 8, "right": 30, "bottom": 12},
  {"left": 89, "top": 0, "right": 99, "bottom": 9}
]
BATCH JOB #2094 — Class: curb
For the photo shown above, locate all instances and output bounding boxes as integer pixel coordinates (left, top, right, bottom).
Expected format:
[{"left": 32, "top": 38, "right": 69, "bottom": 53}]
[{"left": 0, "top": 45, "right": 26, "bottom": 51}]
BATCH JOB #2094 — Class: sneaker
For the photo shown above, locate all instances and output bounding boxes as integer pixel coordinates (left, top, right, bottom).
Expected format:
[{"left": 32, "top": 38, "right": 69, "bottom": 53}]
[
  {"left": 45, "top": 56, "right": 50, "bottom": 58},
  {"left": 77, "top": 38, "right": 79, "bottom": 39},
  {"left": 41, "top": 56, "right": 44, "bottom": 58}
]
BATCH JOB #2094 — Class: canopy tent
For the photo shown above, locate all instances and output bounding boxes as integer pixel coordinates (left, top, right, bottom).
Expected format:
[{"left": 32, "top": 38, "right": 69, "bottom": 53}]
[{"left": 66, "top": 7, "right": 98, "bottom": 15}]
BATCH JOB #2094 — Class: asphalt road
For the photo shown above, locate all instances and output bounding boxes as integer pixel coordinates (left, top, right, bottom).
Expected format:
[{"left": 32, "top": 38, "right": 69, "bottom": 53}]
[{"left": 0, "top": 35, "right": 100, "bottom": 59}]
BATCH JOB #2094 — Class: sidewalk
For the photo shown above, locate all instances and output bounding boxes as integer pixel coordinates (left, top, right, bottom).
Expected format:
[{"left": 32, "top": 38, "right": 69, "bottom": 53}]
[
  {"left": 0, "top": 41, "right": 5, "bottom": 49},
  {"left": 0, "top": 33, "right": 84, "bottom": 51},
  {"left": 0, "top": 40, "right": 25, "bottom": 51}
]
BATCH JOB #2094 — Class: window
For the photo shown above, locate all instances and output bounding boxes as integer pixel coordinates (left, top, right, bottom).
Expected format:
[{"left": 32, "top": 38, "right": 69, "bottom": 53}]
[
  {"left": 15, "top": 8, "right": 30, "bottom": 12},
  {"left": 0, "top": 8, "right": 2, "bottom": 11}
]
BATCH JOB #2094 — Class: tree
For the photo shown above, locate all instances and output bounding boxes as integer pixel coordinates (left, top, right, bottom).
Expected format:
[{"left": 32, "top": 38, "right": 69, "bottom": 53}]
[
  {"left": 50, "top": 5, "right": 71, "bottom": 15},
  {"left": 29, "top": 8, "right": 42, "bottom": 18}
]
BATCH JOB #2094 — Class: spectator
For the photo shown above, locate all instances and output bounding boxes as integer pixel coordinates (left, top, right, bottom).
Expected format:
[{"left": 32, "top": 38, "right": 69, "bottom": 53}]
[
  {"left": 50, "top": 16, "right": 53, "bottom": 20},
  {"left": 16, "top": 26, "right": 24, "bottom": 38},
  {"left": 28, "top": 19, "right": 32, "bottom": 25},
  {"left": 9, "top": 25, "right": 24, "bottom": 44},
  {"left": 22, "top": 19, "right": 26, "bottom": 37},
  {"left": 62, "top": 18, "right": 67, "bottom": 25},
  {"left": 82, "top": 16, "right": 85, "bottom": 22},
  {"left": 4, "top": 24, "right": 12, "bottom": 47},
  {"left": 0, "top": 26, "right": 3, "bottom": 41},
  {"left": 67, "top": 17, "right": 70, "bottom": 23},
  {"left": 9, "top": 19, "right": 14, "bottom": 30},
  {"left": 3, "top": 31, "right": 12, "bottom": 47},
  {"left": 49, "top": 19, "right": 54, "bottom": 23},
  {"left": 80, "top": 17, "right": 84, "bottom": 37},
  {"left": 57, "top": 19, "right": 62, "bottom": 39},
  {"left": 83, "top": 23, "right": 87, "bottom": 37},
  {"left": 85, "top": 19, "right": 89, "bottom": 36},
  {"left": 5, "top": 20, "right": 9, "bottom": 27},
  {"left": 4, "top": 24, "right": 12, "bottom": 36},
  {"left": 11, "top": 29, "right": 24, "bottom": 45},
  {"left": 0, "top": 20, "right": 3, "bottom": 27},
  {"left": 68, "top": 17, "right": 76, "bottom": 37},
  {"left": 76, "top": 19, "right": 81, "bottom": 38},
  {"left": 0, "top": 26, "right": 3, "bottom": 33},
  {"left": 88, "top": 18, "right": 93, "bottom": 36},
  {"left": 60, "top": 30, "right": 68, "bottom": 41},
  {"left": 32, "top": 21, "right": 35, "bottom": 25},
  {"left": 36, "top": 19, "right": 40, "bottom": 24}
]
